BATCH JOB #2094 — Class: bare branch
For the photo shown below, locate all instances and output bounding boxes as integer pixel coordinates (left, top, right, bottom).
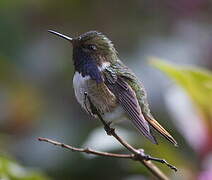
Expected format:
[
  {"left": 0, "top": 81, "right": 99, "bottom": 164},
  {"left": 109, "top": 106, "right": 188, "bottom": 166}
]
[
  {"left": 86, "top": 93, "right": 177, "bottom": 179},
  {"left": 38, "top": 137, "right": 133, "bottom": 159},
  {"left": 38, "top": 137, "right": 176, "bottom": 180},
  {"left": 38, "top": 93, "right": 177, "bottom": 180}
]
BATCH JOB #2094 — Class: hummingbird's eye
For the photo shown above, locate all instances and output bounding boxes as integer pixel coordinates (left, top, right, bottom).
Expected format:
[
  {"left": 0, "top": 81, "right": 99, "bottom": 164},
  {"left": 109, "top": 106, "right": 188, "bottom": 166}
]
[{"left": 87, "top": 44, "right": 97, "bottom": 51}]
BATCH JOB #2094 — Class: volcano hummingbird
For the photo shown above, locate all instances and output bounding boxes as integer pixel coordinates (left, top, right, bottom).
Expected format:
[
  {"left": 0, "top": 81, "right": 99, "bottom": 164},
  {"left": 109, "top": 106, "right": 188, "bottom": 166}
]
[{"left": 48, "top": 30, "right": 178, "bottom": 146}]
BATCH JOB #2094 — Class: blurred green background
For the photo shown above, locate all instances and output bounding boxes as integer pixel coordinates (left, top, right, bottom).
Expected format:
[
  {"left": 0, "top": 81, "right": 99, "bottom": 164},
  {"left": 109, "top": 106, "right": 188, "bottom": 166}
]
[{"left": 0, "top": 0, "right": 212, "bottom": 179}]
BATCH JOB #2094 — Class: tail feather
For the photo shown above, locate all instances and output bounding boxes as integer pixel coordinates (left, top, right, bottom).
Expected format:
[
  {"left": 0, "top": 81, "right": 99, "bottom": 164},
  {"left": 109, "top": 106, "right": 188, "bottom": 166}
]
[{"left": 146, "top": 116, "right": 178, "bottom": 147}]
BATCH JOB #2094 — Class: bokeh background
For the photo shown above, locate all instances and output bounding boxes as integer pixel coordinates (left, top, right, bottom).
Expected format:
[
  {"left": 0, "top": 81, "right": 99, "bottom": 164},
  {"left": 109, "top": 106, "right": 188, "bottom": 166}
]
[{"left": 0, "top": 0, "right": 212, "bottom": 179}]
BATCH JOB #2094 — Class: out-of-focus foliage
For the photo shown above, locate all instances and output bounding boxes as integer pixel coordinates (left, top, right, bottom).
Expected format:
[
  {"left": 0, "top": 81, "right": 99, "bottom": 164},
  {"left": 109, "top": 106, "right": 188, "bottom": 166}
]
[
  {"left": 0, "top": 156, "right": 50, "bottom": 180},
  {"left": 150, "top": 58, "right": 212, "bottom": 125},
  {"left": 150, "top": 58, "right": 212, "bottom": 180}
]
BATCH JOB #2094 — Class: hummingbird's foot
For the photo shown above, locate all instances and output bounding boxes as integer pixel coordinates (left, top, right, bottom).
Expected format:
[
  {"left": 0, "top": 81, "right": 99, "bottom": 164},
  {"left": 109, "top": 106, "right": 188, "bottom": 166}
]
[
  {"left": 84, "top": 92, "right": 115, "bottom": 135},
  {"left": 104, "top": 121, "right": 115, "bottom": 136},
  {"left": 136, "top": 149, "right": 177, "bottom": 172}
]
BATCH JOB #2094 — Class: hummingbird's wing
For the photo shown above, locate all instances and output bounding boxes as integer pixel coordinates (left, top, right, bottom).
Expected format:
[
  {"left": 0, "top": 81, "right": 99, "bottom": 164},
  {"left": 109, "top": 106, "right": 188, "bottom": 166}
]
[
  {"left": 104, "top": 68, "right": 157, "bottom": 144},
  {"left": 104, "top": 62, "right": 178, "bottom": 146},
  {"left": 127, "top": 77, "right": 178, "bottom": 146}
]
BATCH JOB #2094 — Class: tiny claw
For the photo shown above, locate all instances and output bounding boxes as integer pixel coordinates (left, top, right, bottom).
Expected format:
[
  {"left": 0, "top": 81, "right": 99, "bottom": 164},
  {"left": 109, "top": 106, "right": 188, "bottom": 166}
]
[
  {"left": 107, "top": 121, "right": 113, "bottom": 126},
  {"left": 84, "top": 92, "right": 88, "bottom": 96},
  {"left": 104, "top": 122, "right": 115, "bottom": 135}
]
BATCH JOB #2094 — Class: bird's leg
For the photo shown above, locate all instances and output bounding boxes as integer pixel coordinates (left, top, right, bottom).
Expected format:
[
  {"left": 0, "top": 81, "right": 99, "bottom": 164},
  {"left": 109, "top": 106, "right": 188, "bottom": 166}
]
[
  {"left": 83, "top": 92, "right": 93, "bottom": 116},
  {"left": 135, "top": 149, "right": 177, "bottom": 172},
  {"left": 84, "top": 92, "right": 115, "bottom": 135},
  {"left": 83, "top": 92, "right": 177, "bottom": 172},
  {"left": 103, "top": 121, "right": 115, "bottom": 136}
]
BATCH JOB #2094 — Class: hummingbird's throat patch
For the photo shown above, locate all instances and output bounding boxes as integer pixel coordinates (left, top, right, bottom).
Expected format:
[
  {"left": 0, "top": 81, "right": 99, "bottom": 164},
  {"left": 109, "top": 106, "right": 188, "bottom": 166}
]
[{"left": 73, "top": 48, "right": 103, "bottom": 83}]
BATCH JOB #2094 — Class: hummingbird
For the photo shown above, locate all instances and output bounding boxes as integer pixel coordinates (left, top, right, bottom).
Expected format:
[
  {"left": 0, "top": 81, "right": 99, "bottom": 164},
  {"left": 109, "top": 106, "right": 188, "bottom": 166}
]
[{"left": 48, "top": 30, "right": 178, "bottom": 146}]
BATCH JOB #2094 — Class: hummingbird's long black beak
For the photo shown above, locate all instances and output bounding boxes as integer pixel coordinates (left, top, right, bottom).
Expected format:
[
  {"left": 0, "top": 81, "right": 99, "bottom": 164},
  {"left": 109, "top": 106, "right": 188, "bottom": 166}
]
[{"left": 48, "top": 30, "right": 73, "bottom": 42}]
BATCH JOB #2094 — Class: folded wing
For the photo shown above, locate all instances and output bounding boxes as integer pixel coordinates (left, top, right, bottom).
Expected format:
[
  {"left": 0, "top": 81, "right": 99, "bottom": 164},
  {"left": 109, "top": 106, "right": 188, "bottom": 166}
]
[{"left": 104, "top": 71, "right": 157, "bottom": 144}]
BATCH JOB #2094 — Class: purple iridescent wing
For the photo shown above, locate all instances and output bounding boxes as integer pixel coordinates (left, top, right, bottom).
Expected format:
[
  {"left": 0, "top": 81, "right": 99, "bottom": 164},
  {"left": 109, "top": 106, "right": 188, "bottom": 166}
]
[{"left": 104, "top": 70, "right": 157, "bottom": 144}]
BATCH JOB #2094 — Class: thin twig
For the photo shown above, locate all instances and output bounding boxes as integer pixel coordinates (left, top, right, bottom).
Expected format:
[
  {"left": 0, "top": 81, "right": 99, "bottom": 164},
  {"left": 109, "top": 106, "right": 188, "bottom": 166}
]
[
  {"left": 38, "top": 137, "right": 133, "bottom": 159},
  {"left": 38, "top": 93, "right": 177, "bottom": 180},
  {"left": 38, "top": 137, "right": 176, "bottom": 180},
  {"left": 86, "top": 93, "right": 177, "bottom": 179}
]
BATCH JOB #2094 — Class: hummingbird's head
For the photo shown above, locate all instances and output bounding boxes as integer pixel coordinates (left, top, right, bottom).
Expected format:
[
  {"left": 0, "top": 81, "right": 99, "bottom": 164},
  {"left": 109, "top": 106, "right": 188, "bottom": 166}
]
[
  {"left": 48, "top": 30, "right": 118, "bottom": 82},
  {"left": 75, "top": 31, "right": 118, "bottom": 60}
]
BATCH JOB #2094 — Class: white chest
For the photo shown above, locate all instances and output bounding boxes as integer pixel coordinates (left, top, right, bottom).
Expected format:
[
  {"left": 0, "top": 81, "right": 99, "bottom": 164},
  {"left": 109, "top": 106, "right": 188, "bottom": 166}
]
[
  {"left": 73, "top": 72, "right": 90, "bottom": 108},
  {"left": 73, "top": 71, "right": 126, "bottom": 122}
]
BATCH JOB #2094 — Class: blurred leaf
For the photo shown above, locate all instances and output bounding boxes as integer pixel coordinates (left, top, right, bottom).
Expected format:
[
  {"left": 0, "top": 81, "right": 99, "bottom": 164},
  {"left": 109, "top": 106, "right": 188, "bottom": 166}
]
[
  {"left": 0, "top": 156, "right": 50, "bottom": 180},
  {"left": 149, "top": 57, "right": 212, "bottom": 129},
  {"left": 0, "top": 56, "right": 17, "bottom": 83}
]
